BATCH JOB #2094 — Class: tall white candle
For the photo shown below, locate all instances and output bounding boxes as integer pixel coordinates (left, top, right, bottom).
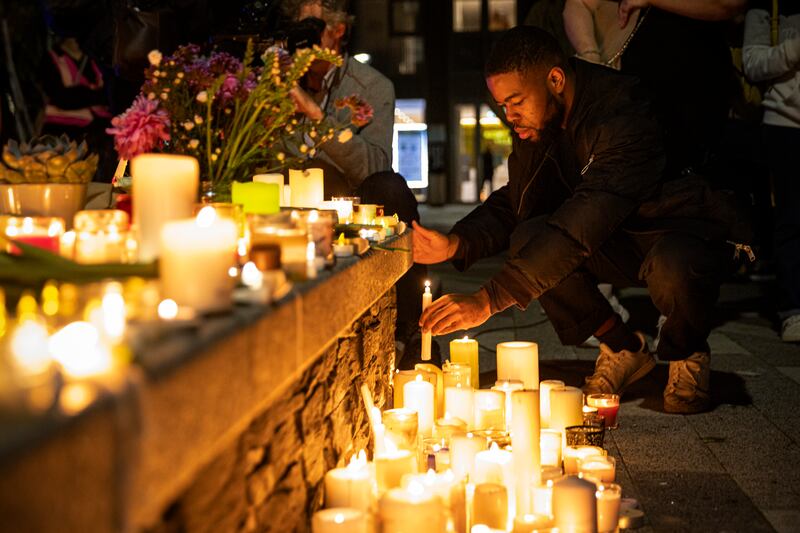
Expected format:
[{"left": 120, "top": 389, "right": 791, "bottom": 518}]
[
  {"left": 540, "top": 429, "right": 563, "bottom": 468},
  {"left": 445, "top": 384, "right": 474, "bottom": 430},
  {"left": 492, "top": 379, "right": 524, "bottom": 432},
  {"left": 450, "top": 432, "right": 486, "bottom": 482},
  {"left": 380, "top": 482, "right": 445, "bottom": 533},
  {"left": 496, "top": 342, "right": 539, "bottom": 389},
  {"left": 253, "top": 173, "right": 285, "bottom": 206},
  {"left": 131, "top": 154, "right": 199, "bottom": 261},
  {"left": 324, "top": 450, "right": 372, "bottom": 512},
  {"left": 404, "top": 374, "right": 435, "bottom": 437},
  {"left": 422, "top": 280, "right": 433, "bottom": 360},
  {"left": 289, "top": 168, "right": 324, "bottom": 208},
  {"left": 539, "top": 380, "right": 565, "bottom": 429},
  {"left": 160, "top": 206, "right": 237, "bottom": 313},
  {"left": 474, "top": 443, "right": 515, "bottom": 525},
  {"left": 549, "top": 386, "right": 584, "bottom": 448},
  {"left": 450, "top": 336, "right": 480, "bottom": 388},
  {"left": 311, "top": 508, "right": 369, "bottom": 533},
  {"left": 552, "top": 476, "right": 598, "bottom": 533},
  {"left": 511, "top": 390, "right": 541, "bottom": 516}
]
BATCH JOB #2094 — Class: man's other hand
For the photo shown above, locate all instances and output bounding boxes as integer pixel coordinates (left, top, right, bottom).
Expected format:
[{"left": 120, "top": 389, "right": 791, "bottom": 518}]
[
  {"left": 412, "top": 221, "right": 460, "bottom": 265},
  {"left": 618, "top": 0, "right": 647, "bottom": 28},
  {"left": 290, "top": 86, "right": 324, "bottom": 121},
  {"left": 419, "top": 289, "right": 492, "bottom": 335}
]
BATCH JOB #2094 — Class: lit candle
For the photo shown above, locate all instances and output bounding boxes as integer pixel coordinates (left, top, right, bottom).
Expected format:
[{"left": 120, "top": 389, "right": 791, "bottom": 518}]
[
  {"left": 450, "top": 337, "right": 480, "bottom": 388},
  {"left": 232, "top": 181, "right": 280, "bottom": 215},
  {"left": 393, "top": 369, "right": 435, "bottom": 408},
  {"left": 49, "top": 321, "right": 113, "bottom": 379},
  {"left": 73, "top": 210, "right": 131, "bottom": 264},
  {"left": 289, "top": 168, "right": 324, "bottom": 208},
  {"left": 450, "top": 432, "right": 486, "bottom": 482},
  {"left": 474, "top": 442, "right": 515, "bottom": 524},
  {"left": 160, "top": 206, "right": 238, "bottom": 313},
  {"left": 404, "top": 374, "right": 435, "bottom": 437},
  {"left": 539, "top": 380, "right": 565, "bottom": 429},
  {"left": 549, "top": 386, "right": 584, "bottom": 449},
  {"left": 511, "top": 390, "right": 541, "bottom": 516},
  {"left": 578, "top": 455, "right": 616, "bottom": 484},
  {"left": 324, "top": 450, "right": 372, "bottom": 512},
  {"left": 496, "top": 341, "right": 539, "bottom": 389},
  {"left": 253, "top": 173, "right": 285, "bottom": 206},
  {"left": 422, "top": 280, "right": 433, "bottom": 360},
  {"left": 2, "top": 215, "right": 64, "bottom": 254},
  {"left": 472, "top": 483, "right": 508, "bottom": 530},
  {"left": 513, "top": 513, "right": 556, "bottom": 533},
  {"left": 379, "top": 482, "right": 445, "bottom": 533},
  {"left": 131, "top": 154, "right": 199, "bottom": 261},
  {"left": 532, "top": 479, "right": 555, "bottom": 517},
  {"left": 415, "top": 362, "right": 444, "bottom": 419},
  {"left": 444, "top": 361, "right": 472, "bottom": 389},
  {"left": 375, "top": 444, "right": 418, "bottom": 492},
  {"left": 311, "top": 508, "right": 369, "bottom": 533},
  {"left": 491, "top": 379, "right": 524, "bottom": 432},
  {"left": 401, "top": 469, "right": 459, "bottom": 508},
  {"left": 332, "top": 233, "right": 354, "bottom": 258},
  {"left": 595, "top": 483, "right": 622, "bottom": 533},
  {"left": 586, "top": 394, "right": 621, "bottom": 429},
  {"left": 540, "top": 429, "right": 563, "bottom": 468},
  {"left": 445, "top": 384, "right": 474, "bottom": 430},
  {"left": 552, "top": 476, "right": 598, "bottom": 533},
  {"left": 383, "top": 408, "right": 419, "bottom": 451},
  {"left": 356, "top": 203, "right": 378, "bottom": 225},
  {"left": 473, "top": 390, "right": 505, "bottom": 431},
  {"left": 563, "top": 446, "right": 605, "bottom": 476},
  {"left": 434, "top": 413, "right": 468, "bottom": 442}
]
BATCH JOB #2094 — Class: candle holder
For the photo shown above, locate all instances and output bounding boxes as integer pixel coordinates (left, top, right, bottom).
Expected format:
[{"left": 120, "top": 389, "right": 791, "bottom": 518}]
[
  {"left": 595, "top": 483, "right": 622, "bottom": 533},
  {"left": 73, "top": 210, "right": 132, "bottom": 264},
  {"left": 354, "top": 203, "right": 378, "bottom": 225},
  {"left": 329, "top": 196, "right": 358, "bottom": 223},
  {"left": 578, "top": 455, "right": 616, "bottom": 484},
  {"left": 586, "top": 393, "right": 620, "bottom": 429},
  {"left": 472, "top": 429, "right": 511, "bottom": 449},
  {"left": 540, "top": 429, "right": 563, "bottom": 468},
  {"left": 443, "top": 361, "right": 472, "bottom": 389},
  {"left": 382, "top": 408, "right": 418, "bottom": 451},
  {"left": 1, "top": 215, "right": 64, "bottom": 254},
  {"left": 583, "top": 411, "right": 606, "bottom": 429},
  {"left": 563, "top": 445, "right": 606, "bottom": 475},
  {"left": 419, "top": 437, "right": 450, "bottom": 472},
  {"left": 433, "top": 415, "right": 468, "bottom": 443},
  {"left": 291, "top": 209, "right": 336, "bottom": 259},
  {"left": 565, "top": 424, "right": 605, "bottom": 448}
]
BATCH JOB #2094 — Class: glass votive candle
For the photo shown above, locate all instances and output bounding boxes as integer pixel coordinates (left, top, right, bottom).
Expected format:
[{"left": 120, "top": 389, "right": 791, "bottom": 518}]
[
  {"left": 540, "top": 429, "right": 563, "bottom": 467},
  {"left": 420, "top": 437, "right": 450, "bottom": 473},
  {"left": 579, "top": 455, "right": 616, "bottom": 484},
  {"left": 73, "top": 209, "right": 131, "bottom": 264},
  {"left": 434, "top": 415, "right": 468, "bottom": 442},
  {"left": 2, "top": 215, "right": 64, "bottom": 254},
  {"left": 565, "top": 424, "right": 605, "bottom": 448},
  {"left": 586, "top": 393, "right": 620, "bottom": 429},
  {"left": 329, "top": 196, "right": 356, "bottom": 223},
  {"left": 355, "top": 203, "right": 378, "bottom": 225},
  {"left": 443, "top": 361, "right": 472, "bottom": 388},
  {"left": 583, "top": 411, "right": 605, "bottom": 429},
  {"left": 513, "top": 512, "right": 556, "bottom": 533},
  {"left": 292, "top": 209, "right": 336, "bottom": 258},
  {"left": 595, "top": 483, "right": 622, "bottom": 533},
  {"left": 471, "top": 429, "right": 511, "bottom": 449},
  {"left": 473, "top": 390, "right": 505, "bottom": 431},
  {"left": 312, "top": 507, "right": 369, "bottom": 533},
  {"left": 383, "top": 408, "right": 418, "bottom": 451},
  {"left": 563, "top": 445, "right": 605, "bottom": 475}
]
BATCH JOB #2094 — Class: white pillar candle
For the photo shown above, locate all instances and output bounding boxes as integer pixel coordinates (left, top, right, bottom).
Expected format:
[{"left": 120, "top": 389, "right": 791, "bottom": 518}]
[
  {"left": 422, "top": 280, "right": 433, "bottom": 360},
  {"left": 401, "top": 469, "right": 458, "bottom": 508},
  {"left": 511, "top": 390, "right": 541, "bottom": 516},
  {"left": 595, "top": 483, "right": 622, "bottom": 533},
  {"left": 578, "top": 455, "right": 616, "bottom": 484},
  {"left": 496, "top": 341, "right": 539, "bottom": 389},
  {"left": 450, "top": 433, "right": 486, "bottom": 482},
  {"left": 160, "top": 207, "right": 237, "bottom": 313},
  {"left": 474, "top": 443, "right": 515, "bottom": 525},
  {"left": 450, "top": 336, "right": 480, "bottom": 388},
  {"left": 445, "top": 384, "right": 474, "bottom": 430},
  {"left": 552, "top": 476, "right": 598, "bottom": 533},
  {"left": 549, "top": 386, "right": 584, "bottom": 448},
  {"left": 563, "top": 446, "right": 605, "bottom": 476},
  {"left": 539, "top": 380, "right": 565, "bottom": 429},
  {"left": 513, "top": 513, "right": 556, "bottom": 533},
  {"left": 405, "top": 374, "right": 435, "bottom": 437},
  {"left": 380, "top": 482, "right": 445, "bottom": 533},
  {"left": 540, "top": 429, "right": 563, "bottom": 468},
  {"left": 532, "top": 480, "right": 555, "bottom": 517},
  {"left": 131, "top": 154, "right": 199, "bottom": 262},
  {"left": 375, "top": 448, "right": 418, "bottom": 492},
  {"left": 473, "top": 390, "right": 505, "bottom": 430},
  {"left": 393, "top": 369, "right": 436, "bottom": 409},
  {"left": 324, "top": 450, "right": 372, "bottom": 512},
  {"left": 415, "top": 362, "right": 444, "bottom": 419},
  {"left": 289, "top": 168, "right": 324, "bottom": 208},
  {"left": 472, "top": 483, "right": 508, "bottom": 530},
  {"left": 491, "top": 379, "right": 524, "bottom": 432},
  {"left": 311, "top": 508, "right": 368, "bottom": 533},
  {"left": 253, "top": 173, "right": 285, "bottom": 206}
]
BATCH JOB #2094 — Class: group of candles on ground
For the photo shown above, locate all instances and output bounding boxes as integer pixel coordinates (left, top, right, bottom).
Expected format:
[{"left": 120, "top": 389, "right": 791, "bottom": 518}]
[{"left": 313, "top": 302, "right": 645, "bottom": 532}]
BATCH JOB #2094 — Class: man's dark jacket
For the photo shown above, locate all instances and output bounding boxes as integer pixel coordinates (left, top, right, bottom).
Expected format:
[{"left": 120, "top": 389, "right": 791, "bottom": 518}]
[{"left": 450, "top": 60, "right": 747, "bottom": 312}]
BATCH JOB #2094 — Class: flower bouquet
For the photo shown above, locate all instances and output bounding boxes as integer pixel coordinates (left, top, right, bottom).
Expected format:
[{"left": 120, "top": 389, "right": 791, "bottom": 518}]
[{"left": 107, "top": 43, "right": 373, "bottom": 199}]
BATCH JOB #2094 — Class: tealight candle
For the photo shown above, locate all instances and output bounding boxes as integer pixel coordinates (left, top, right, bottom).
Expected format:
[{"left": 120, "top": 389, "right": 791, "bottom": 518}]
[
  {"left": 289, "top": 168, "right": 324, "bottom": 208},
  {"left": 72, "top": 210, "right": 130, "bottom": 264},
  {"left": 323, "top": 450, "right": 372, "bottom": 512},
  {"left": 450, "top": 336, "right": 480, "bottom": 387},
  {"left": 445, "top": 384, "right": 474, "bottom": 430},
  {"left": 473, "top": 390, "right": 505, "bottom": 430},
  {"left": 496, "top": 341, "right": 539, "bottom": 389},
  {"left": 595, "top": 483, "right": 622, "bottom": 533},
  {"left": 491, "top": 379, "right": 524, "bottom": 431},
  {"left": 253, "top": 173, "right": 285, "bottom": 206},
  {"left": 332, "top": 233, "right": 354, "bottom": 257},
  {"left": 131, "top": 153, "right": 198, "bottom": 261},
  {"left": 539, "top": 380, "right": 565, "bottom": 428},
  {"left": 311, "top": 508, "right": 368, "bottom": 533},
  {"left": 578, "top": 455, "right": 616, "bottom": 484},
  {"left": 404, "top": 374, "right": 435, "bottom": 437},
  {"left": 552, "top": 476, "right": 598, "bottom": 533},
  {"left": 563, "top": 446, "right": 605, "bottom": 476},
  {"left": 586, "top": 394, "right": 620, "bottom": 429},
  {"left": 380, "top": 482, "right": 444, "bottom": 533},
  {"left": 472, "top": 483, "right": 508, "bottom": 530},
  {"left": 2, "top": 215, "right": 64, "bottom": 254},
  {"left": 540, "top": 429, "right": 563, "bottom": 468}
]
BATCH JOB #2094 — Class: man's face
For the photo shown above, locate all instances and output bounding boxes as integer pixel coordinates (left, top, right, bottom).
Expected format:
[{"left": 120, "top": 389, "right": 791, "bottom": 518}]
[
  {"left": 487, "top": 69, "right": 565, "bottom": 143},
  {"left": 298, "top": 2, "right": 341, "bottom": 52}
]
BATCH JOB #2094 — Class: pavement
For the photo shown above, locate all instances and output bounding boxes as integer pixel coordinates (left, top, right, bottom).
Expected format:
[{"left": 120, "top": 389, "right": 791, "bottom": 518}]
[{"left": 418, "top": 204, "right": 800, "bottom": 533}]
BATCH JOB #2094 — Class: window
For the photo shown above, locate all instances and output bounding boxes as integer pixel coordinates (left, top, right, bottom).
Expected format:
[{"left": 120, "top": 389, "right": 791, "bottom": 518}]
[
  {"left": 390, "top": 0, "right": 421, "bottom": 35},
  {"left": 488, "top": 0, "right": 516, "bottom": 31},
  {"left": 393, "top": 36, "right": 424, "bottom": 75},
  {"left": 393, "top": 100, "right": 428, "bottom": 189},
  {"left": 453, "top": 0, "right": 481, "bottom": 32}
]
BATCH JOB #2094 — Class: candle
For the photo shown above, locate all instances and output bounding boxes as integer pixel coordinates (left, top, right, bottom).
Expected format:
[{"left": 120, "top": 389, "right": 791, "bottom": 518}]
[
  {"left": 131, "top": 154, "right": 199, "bottom": 261},
  {"left": 540, "top": 429, "right": 563, "bottom": 468},
  {"left": 289, "top": 168, "right": 324, "bottom": 208},
  {"left": 404, "top": 374, "right": 435, "bottom": 437},
  {"left": 443, "top": 361, "right": 472, "bottom": 389},
  {"left": 375, "top": 446, "right": 418, "bottom": 492},
  {"left": 472, "top": 483, "right": 508, "bottom": 530},
  {"left": 511, "top": 390, "right": 541, "bottom": 516},
  {"left": 415, "top": 362, "right": 444, "bottom": 418},
  {"left": 49, "top": 321, "right": 113, "bottom": 379},
  {"left": 513, "top": 513, "right": 556, "bottom": 533},
  {"left": 445, "top": 384, "right": 474, "bottom": 429},
  {"left": 422, "top": 280, "right": 433, "bottom": 360},
  {"left": 450, "top": 432, "right": 486, "bottom": 482},
  {"left": 333, "top": 233, "right": 354, "bottom": 257},
  {"left": 402, "top": 469, "right": 458, "bottom": 507},
  {"left": 595, "top": 483, "right": 621, "bottom": 533},
  {"left": 324, "top": 450, "right": 372, "bottom": 512},
  {"left": 491, "top": 379, "right": 524, "bottom": 432},
  {"left": 380, "top": 482, "right": 445, "bottom": 533},
  {"left": 2, "top": 215, "right": 64, "bottom": 254},
  {"left": 253, "top": 173, "right": 285, "bottom": 206},
  {"left": 311, "top": 508, "right": 369, "bottom": 533},
  {"left": 586, "top": 394, "right": 620, "bottom": 429},
  {"left": 393, "top": 369, "right": 436, "bottom": 409},
  {"left": 496, "top": 341, "right": 539, "bottom": 389},
  {"left": 73, "top": 210, "right": 131, "bottom": 264},
  {"left": 552, "top": 476, "right": 598, "bottom": 533},
  {"left": 160, "top": 206, "right": 238, "bottom": 313},
  {"left": 549, "top": 386, "right": 584, "bottom": 448},
  {"left": 383, "top": 408, "right": 419, "bottom": 451},
  {"left": 578, "top": 455, "right": 616, "bottom": 484},
  {"left": 539, "top": 380, "right": 565, "bottom": 429},
  {"left": 420, "top": 438, "right": 451, "bottom": 472},
  {"left": 324, "top": 198, "right": 355, "bottom": 224},
  {"left": 563, "top": 446, "right": 605, "bottom": 476},
  {"left": 356, "top": 203, "right": 378, "bottom": 225},
  {"left": 375, "top": 215, "right": 399, "bottom": 235},
  {"left": 532, "top": 479, "right": 555, "bottom": 517},
  {"left": 450, "top": 337, "right": 480, "bottom": 388},
  {"left": 474, "top": 442, "right": 515, "bottom": 523},
  {"left": 232, "top": 181, "right": 280, "bottom": 215},
  {"left": 434, "top": 414, "right": 468, "bottom": 442},
  {"left": 473, "top": 390, "right": 505, "bottom": 431}
]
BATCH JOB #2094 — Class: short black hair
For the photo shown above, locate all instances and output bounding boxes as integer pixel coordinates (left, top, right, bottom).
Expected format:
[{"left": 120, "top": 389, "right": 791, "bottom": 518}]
[{"left": 485, "top": 26, "right": 567, "bottom": 79}]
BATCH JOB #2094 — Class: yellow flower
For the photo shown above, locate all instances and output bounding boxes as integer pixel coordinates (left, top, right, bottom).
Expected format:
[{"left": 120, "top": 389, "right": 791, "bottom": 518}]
[
  {"left": 148, "top": 50, "right": 162, "bottom": 66},
  {"left": 194, "top": 115, "right": 203, "bottom": 124},
  {"left": 337, "top": 129, "right": 353, "bottom": 144},
  {"left": 277, "top": 152, "right": 285, "bottom": 161},
  {"left": 188, "top": 139, "right": 199, "bottom": 149},
  {"left": 160, "top": 92, "right": 168, "bottom": 100},
  {"left": 183, "top": 121, "right": 194, "bottom": 131},
  {"left": 299, "top": 144, "right": 308, "bottom": 153},
  {"left": 196, "top": 91, "right": 208, "bottom": 103}
]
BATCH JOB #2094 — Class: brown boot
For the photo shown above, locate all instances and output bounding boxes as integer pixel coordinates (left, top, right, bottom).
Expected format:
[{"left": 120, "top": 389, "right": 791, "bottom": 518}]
[
  {"left": 663, "top": 352, "right": 711, "bottom": 414},
  {"left": 583, "top": 332, "right": 656, "bottom": 396}
]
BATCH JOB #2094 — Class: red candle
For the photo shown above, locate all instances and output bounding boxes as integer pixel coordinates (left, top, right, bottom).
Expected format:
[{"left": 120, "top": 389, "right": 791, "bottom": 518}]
[
  {"left": 586, "top": 393, "right": 620, "bottom": 429},
  {"left": 14, "top": 234, "right": 60, "bottom": 254}
]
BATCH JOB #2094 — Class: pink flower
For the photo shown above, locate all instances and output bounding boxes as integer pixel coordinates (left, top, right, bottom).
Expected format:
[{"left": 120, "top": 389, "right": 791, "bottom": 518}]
[
  {"left": 334, "top": 95, "right": 374, "bottom": 128},
  {"left": 106, "top": 95, "right": 171, "bottom": 160}
]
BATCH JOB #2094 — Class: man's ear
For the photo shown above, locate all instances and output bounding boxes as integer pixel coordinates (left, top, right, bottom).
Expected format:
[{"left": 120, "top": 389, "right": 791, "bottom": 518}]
[
  {"left": 547, "top": 67, "right": 566, "bottom": 95},
  {"left": 331, "top": 22, "right": 346, "bottom": 40}
]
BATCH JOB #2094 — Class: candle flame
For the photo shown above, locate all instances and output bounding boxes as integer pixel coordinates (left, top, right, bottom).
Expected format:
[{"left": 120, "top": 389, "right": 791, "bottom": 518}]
[
  {"left": 196, "top": 205, "right": 217, "bottom": 228},
  {"left": 242, "top": 262, "right": 263, "bottom": 290},
  {"left": 415, "top": 374, "right": 423, "bottom": 382},
  {"left": 22, "top": 217, "right": 34, "bottom": 234},
  {"left": 50, "top": 321, "right": 112, "bottom": 378},
  {"left": 337, "top": 232, "right": 346, "bottom": 245},
  {"left": 48, "top": 219, "right": 64, "bottom": 237},
  {"left": 158, "top": 299, "right": 178, "bottom": 320},
  {"left": 489, "top": 442, "right": 500, "bottom": 452},
  {"left": 424, "top": 280, "right": 431, "bottom": 293},
  {"left": 333, "top": 513, "right": 345, "bottom": 524},
  {"left": 407, "top": 480, "right": 425, "bottom": 496},
  {"left": 347, "top": 450, "right": 368, "bottom": 470},
  {"left": 228, "top": 266, "right": 239, "bottom": 278},
  {"left": 463, "top": 335, "right": 469, "bottom": 341},
  {"left": 9, "top": 320, "right": 51, "bottom": 375}
]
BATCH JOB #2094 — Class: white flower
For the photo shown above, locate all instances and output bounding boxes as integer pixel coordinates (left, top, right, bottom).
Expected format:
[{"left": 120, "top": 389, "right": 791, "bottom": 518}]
[
  {"left": 188, "top": 139, "right": 199, "bottom": 149},
  {"left": 183, "top": 121, "right": 194, "bottom": 131},
  {"left": 148, "top": 50, "right": 162, "bottom": 67},
  {"left": 337, "top": 129, "right": 353, "bottom": 144},
  {"left": 196, "top": 91, "right": 208, "bottom": 103}
]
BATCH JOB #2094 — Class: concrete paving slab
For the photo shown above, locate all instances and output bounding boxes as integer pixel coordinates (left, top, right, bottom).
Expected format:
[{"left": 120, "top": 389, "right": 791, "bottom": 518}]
[
  {"left": 762, "top": 510, "right": 800, "bottom": 533},
  {"left": 777, "top": 366, "right": 800, "bottom": 386}
]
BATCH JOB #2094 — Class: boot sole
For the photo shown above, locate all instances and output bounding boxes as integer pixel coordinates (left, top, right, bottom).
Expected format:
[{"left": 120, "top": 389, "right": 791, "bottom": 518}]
[
  {"left": 617, "top": 356, "right": 657, "bottom": 396},
  {"left": 663, "top": 395, "right": 711, "bottom": 414}
]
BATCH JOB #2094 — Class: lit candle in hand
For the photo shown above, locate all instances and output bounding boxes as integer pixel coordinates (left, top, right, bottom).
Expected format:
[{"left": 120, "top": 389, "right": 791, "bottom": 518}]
[{"left": 421, "top": 280, "right": 432, "bottom": 360}]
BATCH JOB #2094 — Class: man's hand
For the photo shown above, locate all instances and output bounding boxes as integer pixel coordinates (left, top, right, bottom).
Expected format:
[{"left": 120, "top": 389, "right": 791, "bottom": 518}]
[
  {"left": 412, "top": 221, "right": 460, "bottom": 265},
  {"left": 618, "top": 0, "right": 647, "bottom": 28},
  {"left": 289, "top": 86, "right": 324, "bottom": 121},
  {"left": 419, "top": 289, "right": 492, "bottom": 336}
]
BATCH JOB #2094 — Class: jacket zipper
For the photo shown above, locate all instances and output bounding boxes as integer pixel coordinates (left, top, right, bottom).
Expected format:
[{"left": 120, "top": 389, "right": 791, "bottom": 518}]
[
  {"left": 727, "top": 240, "right": 756, "bottom": 262},
  {"left": 580, "top": 153, "right": 595, "bottom": 175}
]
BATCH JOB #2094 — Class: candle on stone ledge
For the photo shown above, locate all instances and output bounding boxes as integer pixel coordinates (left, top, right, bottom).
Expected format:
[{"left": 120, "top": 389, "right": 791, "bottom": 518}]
[
  {"left": 578, "top": 455, "right": 616, "bottom": 484},
  {"left": 586, "top": 394, "right": 621, "bottom": 429},
  {"left": 404, "top": 374, "right": 435, "bottom": 437},
  {"left": 323, "top": 450, "right": 372, "bottom": 512},
  {"left": 380, "top": 481, "right": 445, "bottom": 533},
  {"left": 311, "top": 508, "right": 369, "bottom": 533},
  {"left": 289, "top": 168, "right": 324, "bottom": 208},
  {"left": 595, "top": 483, "right": 622, "bottom": 533},
  {"left": 450, "top": 336, "right": 480, "bottom": 388},
  {"left": 422, "top": 280, "right": 433, "bottom": 360},
  {"left": 253, "top": 173, "right": 285, "bottom": 206},
  {"left": 496, "top": 341, "right": 539, "bottom": 389}
]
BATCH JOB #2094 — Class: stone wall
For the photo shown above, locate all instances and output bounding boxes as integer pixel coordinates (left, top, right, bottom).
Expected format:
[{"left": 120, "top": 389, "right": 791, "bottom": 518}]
[{"left": 145, "top": 288, "right": 396, "bottom": 533}]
